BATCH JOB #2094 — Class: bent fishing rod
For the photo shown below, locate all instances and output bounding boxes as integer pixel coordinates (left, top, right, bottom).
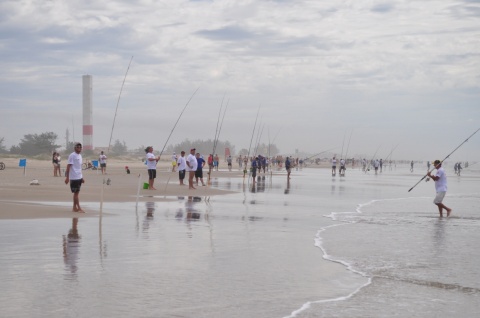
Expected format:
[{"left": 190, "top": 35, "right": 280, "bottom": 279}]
[
  {"left": 158, "top": 87, "right": 200, "bottom": 158},
  {"left": 408, "top": 127, "right": 480, "bottom": 192}
]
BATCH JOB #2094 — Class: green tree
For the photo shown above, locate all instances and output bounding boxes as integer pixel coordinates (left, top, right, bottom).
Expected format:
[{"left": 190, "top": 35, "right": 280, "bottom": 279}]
[
  {"left": 15, "top": 132, "right": 61, "bottom": 156},
  {"left": 0, "top": 137, "right": 8, "bottom": 154},
  {"left": 111, "top": 139, "right": 128, "bottom": 155}
]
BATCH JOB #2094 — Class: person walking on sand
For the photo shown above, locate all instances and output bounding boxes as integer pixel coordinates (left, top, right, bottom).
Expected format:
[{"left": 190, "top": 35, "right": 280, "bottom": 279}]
[
  {"left": 195, "top": 152, "right": 206, "bottom": 186},
  {"left": 64, "top": 143, "right": 85, "bottom": 213},
  {"left": 99, "top": 151, "right": 107, "bottom": 174},
  {"left": 227, "top": 155, "right": 232, "bottom": 171},
  {"left": 145, "top": 146, "right": 159, "bottom": 190},
  {"left": 186, "top": 148, "right": 198, "bottom": 189},
  {"left": 427, "top": 160, "right": 452, "bottom": 218},
  {"left": 177, "top": 151, "right": 186, "bottom": 185}
]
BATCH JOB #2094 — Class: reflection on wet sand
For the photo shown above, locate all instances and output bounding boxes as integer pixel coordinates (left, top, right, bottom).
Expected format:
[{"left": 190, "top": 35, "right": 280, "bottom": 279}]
[
  {"left": 143, "top": 202, "right": 155, "bottom": 233},
  {"left": 62, "top": 218, "right": 81, "bottom": 279}
]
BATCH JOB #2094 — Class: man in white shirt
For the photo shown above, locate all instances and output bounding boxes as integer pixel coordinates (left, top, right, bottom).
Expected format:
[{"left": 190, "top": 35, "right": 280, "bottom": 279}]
[
  {"left": 186, "top": 148, "right": 198, "bottom": 189},
  {"left": 99, "top": 151, "right": 107, "bottom": 174},
  {"left": 331, "top": 156, "right": 337, "bottom": 176},
  {"left": 177, "top": 151, "right": 186, "bottom": 185},
  {"left": 427, "top": 160, "right": 452, "bottom": 217},
  {"left": 145, "top": 146, "right": 159, "bottom": 190},
  {"left": 64, "top": 143, "right": 85, "bottom": 213}
]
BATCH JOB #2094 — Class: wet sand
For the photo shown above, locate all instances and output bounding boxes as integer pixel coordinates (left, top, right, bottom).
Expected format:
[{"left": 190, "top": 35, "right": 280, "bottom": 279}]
[
  {"left": 0, "top": 157, "right": 244, "bottom": 219},
  {"left": 2, "top": 158, "right": 478, "bottom": 317}
]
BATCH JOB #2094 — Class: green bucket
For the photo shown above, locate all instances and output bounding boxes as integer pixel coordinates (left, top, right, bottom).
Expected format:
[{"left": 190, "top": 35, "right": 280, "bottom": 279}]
[{"left": 143, "top": 182, "right": 149, "bottom": 189}]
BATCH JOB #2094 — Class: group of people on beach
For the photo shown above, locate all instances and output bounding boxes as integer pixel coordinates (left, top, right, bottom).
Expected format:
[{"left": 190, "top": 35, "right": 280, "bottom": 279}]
[{"left": 63, "top": 143, "right": 454, "bottom": 219}]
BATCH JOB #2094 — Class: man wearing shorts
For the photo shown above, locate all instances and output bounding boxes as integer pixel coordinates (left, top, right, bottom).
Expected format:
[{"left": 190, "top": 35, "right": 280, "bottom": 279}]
[
  {"left": 99, "top": 151, "right": 107, "bottom": 174},
  {"left": 145, "top": 146, "right": 159, "bottom": 190},
  {"left": 186, "top": 148, "right": 198, "bottom": 189},
  {"left": 177, "top": 151, "right": 186, "bottom": 185},
  {"left": 427, "top": 160, "right": 452, "bottom": 217},
  {"left": 195, "top": 153, "right": 206, "bottom": 186},
  {"left": 65, "top": 143, "right": 85, "bottom": 213}
]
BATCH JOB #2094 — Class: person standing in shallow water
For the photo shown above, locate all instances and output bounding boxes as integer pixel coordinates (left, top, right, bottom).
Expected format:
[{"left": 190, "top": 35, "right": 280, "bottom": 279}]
[
  {"left": 427, "top": 160, "right": 452, "bottom": 218},
  {"left": 65, "top": 143, "right": 85, "bottom": 213}
]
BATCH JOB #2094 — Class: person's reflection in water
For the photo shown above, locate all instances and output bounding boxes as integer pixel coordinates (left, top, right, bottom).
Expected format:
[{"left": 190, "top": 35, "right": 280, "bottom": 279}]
[
  {"left": 62, "top": 218, "right": 81, "bottom": 278},
  {"left": 284, "top": 179, "right": 291, "bottom": 194},
  {"left": 186, "top": 196, "right": 201, "bottom": 220},
  {"left": 143, "top": 202, "right": 155, "bottom": 233},
  {"left": 250, "top": 184, "right": 256, "bottom": 193},
  {"left": 433, "top": 219, "right": 446, "bottom": 257}
]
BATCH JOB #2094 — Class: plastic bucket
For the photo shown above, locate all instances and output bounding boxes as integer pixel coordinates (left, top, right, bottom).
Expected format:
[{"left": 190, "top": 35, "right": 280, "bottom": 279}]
[{"left": 143, "top": 182, "right": 149, "bottom": 189}]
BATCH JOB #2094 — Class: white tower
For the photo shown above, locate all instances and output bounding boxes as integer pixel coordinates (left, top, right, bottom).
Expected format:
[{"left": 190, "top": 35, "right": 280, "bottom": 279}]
[{"left": 82, "top": 75, "right": 93, "bottom": 150}]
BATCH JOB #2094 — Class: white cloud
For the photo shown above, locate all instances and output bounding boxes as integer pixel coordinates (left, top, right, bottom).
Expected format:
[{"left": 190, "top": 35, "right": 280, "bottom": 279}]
[{"left": 0, "top": 0, "right": 479, "bottom": 160}]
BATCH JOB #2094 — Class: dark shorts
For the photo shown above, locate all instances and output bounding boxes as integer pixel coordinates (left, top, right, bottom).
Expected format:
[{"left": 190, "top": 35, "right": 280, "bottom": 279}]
[
  {"left": 100, "top": 163, "right": 106, "bottom": 168},
  {"left": 70, "top": 179, "right": 83, "bottom": 193},
  {"left": 179, "top": 169, "right": 186, "bottom": 180},
  {"left": 195, "top": 169, "right": 203, "bottom": 178},
  {"left": 148, "top": 169, "right": 156, "bottom": 180}
]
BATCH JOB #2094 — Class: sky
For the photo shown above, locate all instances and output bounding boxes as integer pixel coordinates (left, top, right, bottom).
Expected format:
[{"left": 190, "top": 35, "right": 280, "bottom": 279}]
[{"left": 1, "top": 0, "right": 479, "bottom": 161}]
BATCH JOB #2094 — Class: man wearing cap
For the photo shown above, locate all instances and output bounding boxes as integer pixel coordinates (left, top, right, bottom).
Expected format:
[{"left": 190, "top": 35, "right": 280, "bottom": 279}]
[
  {"left": 145, "top": 146, "right": 160, "bottom": 190},
  {"left": 177, "top": 151, "right": 186, "bottom": 185},
  {"left": 65, "top": 143, "right": 85, "bottom": 213},
  {"left": 427, "top": 160, "right": 452, "bottom": 217},
  {"left": 186, "top": 148, "right": 198, "bottom": 189}
]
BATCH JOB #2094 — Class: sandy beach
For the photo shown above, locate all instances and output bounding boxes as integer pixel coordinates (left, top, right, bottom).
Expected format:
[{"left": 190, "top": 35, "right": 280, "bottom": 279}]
[{"left": 0, "top": 157, "right": 245, "bottom": 219}]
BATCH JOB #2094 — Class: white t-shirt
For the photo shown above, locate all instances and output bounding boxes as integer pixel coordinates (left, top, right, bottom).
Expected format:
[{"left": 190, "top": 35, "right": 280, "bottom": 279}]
[
  {"left": 67, "top": 152, "right": 83, "bottom": 180},
  {"left": 332, "top": 158, "right": 337, "bottom": 166},
  {"left": 177, "top": 156, "right": 186, "bottom": 170},
  {"left": 146, "top": 153, "right": 157, "bottom": 169},
  {"left": 99, "top": 154, "right": 107, "bottom": 164},
  {"left": 434, "top": 167, "right": 448, "bottom": 192},
  {"left": 186, "top": 154, "right": 198, "bottom": 171}
]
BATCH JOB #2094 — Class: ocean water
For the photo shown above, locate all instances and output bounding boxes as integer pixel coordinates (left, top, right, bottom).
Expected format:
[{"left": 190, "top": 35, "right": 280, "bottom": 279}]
[{"left": 0, "top": 165, "right": 479, "bottom": 317}]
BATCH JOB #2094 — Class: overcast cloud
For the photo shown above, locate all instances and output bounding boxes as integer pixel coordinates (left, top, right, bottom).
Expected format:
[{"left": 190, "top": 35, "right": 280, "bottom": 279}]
[{"left": 1, "top": 0, "right": 479, "bottom": 161}]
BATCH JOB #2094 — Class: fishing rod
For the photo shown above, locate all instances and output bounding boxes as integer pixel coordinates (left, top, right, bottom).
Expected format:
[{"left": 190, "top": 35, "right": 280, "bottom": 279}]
[
  {"left": 382, "top": 143, "right": 399, "bottom": 168},
  {"left": 304, "top": 147, "right": 338, "bottom": 161},
  {"left": 253, "top": 122, "right": 265, "bottom": 156},
  {"left": 339, "top": 131, "right": 346, "bottom": 161},
  {"left": 245, "top": 104, "right": 261, "bottom": 179},
  {"left": 208, "top": 98, "right": 229, "bottom": 182},
  {"left": 364, "top": 145, "right": 381, "bottom": 173},
  {"left": 408, "top": 127, "right": 480, "bottom": 192},
  {"left": 342, "top": 130, "right": 353, "bottom": 174},
  {"left": 158, "top": 87, "right": 200, "bottom": 158},
  {"left": 213, "top": 99, "right": 229, "bottom": 156},
  {"left": 212, "top": 94, "right": 226, "bottom": 156},
  {"left": 107, "top": 56, "right": 134, "bottom": 154}
]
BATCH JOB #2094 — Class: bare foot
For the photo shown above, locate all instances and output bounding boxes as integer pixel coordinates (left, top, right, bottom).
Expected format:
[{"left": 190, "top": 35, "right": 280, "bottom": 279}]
[
  {"left": 447, "top": 208, "right": 452, "bottom": 217},
  {"left": 73, "top": 208, "right": 85, "bottom": 213},
  {"left": 189, "top": 187, "right": 196, "bottom": 190}
]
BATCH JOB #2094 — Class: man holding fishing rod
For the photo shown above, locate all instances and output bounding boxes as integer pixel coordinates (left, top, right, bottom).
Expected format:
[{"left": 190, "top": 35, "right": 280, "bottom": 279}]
[
  {"left": 145, "top": 146, "right": 160, "bottom": 190},
  {"left": 427, "top": 160, "right": 452, "bottom": 218}
]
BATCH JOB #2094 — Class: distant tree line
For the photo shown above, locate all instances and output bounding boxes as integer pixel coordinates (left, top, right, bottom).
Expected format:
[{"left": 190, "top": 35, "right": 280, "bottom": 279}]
[{"left": 0, "top": 132, "right": 279, "bottom": 158}]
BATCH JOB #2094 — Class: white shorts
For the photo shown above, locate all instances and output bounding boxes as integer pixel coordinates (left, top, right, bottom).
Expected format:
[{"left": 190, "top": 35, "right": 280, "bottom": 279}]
[{"left": 434, "top": 192, "right": 446, "bottom": 204}]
